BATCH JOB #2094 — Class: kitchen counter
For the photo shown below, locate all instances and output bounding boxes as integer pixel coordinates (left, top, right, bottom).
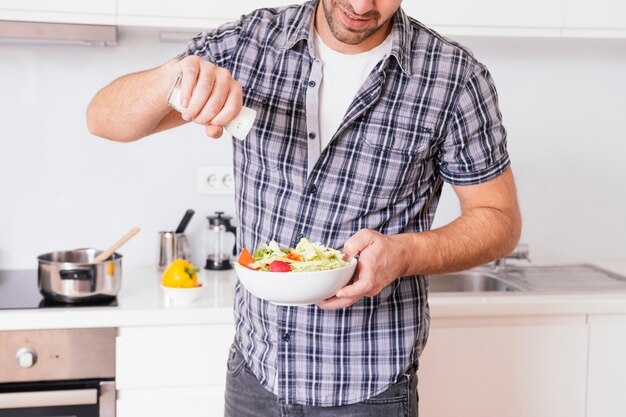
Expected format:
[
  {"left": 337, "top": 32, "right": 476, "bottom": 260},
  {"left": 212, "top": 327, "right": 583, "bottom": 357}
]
[
  {"left": 431, "top": 261, "right": 626, "bottom": 317},
  {"left": 0, "top": 268, "right": 237, "bottom": 331},
  {"left": 1, "top": 262, "right": 626, "bottom": 331}
]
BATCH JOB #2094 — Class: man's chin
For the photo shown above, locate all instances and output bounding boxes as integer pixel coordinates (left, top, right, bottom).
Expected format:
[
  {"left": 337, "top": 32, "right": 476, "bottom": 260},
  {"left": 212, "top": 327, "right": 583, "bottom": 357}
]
[
  {"left": 331, "top": 26, "right": 376, "bottom": 45},
  {"left": 334, "top": 34, "right": 367, "bottom": 45}
]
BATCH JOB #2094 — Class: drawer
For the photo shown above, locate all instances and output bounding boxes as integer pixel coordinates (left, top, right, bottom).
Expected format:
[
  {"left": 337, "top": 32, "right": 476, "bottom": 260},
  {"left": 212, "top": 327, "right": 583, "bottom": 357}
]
[
  {"left": 117, "top": 386, "right": 225, "bottom": 417},
  {"left": 116, "top": 324, "right": 234, "bottom": 389}
]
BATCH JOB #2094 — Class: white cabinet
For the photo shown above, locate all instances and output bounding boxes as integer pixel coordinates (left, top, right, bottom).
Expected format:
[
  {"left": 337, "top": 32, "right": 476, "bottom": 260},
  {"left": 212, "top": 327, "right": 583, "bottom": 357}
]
[
  {"left": 106, "top": 305, "right": 626, "bottom": 416},
  {"left": 564, "top": 0, "right": 626, "bottom": 37},
  {"left": 3, "top": 0, "right": 626, "bottom": 38},
  {"left": 417, "top": 315, "right": 588, "bottom": 417},
  {"left": 116, "top": 0, "right": 297, "bottom": 29},
  {"left": 0, "top": 0, "right": 115, "bottom": 25},
  {"left": 586, "top": 315, "right": 626, "bottom": 417},
  {"left": 406, "top": 0, "right": 626, "bottom": 38},
  {"left": 117, "top": 386, "right": 226, "bottom": 417},
  {"left": 404, "top": 0, "right": 566, "bottom": 37},
  {"left": 116, "top": 324, "right": 234, "bottom": 417},
  {"left": 0, "top": 0, "right": 294, "bottom": 30}
]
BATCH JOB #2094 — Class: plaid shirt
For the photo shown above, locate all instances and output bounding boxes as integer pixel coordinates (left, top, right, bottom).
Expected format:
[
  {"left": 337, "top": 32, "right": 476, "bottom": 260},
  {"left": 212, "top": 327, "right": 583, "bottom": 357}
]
[{"left": 181, "top": 1, "right": 509, "bottom": 407}]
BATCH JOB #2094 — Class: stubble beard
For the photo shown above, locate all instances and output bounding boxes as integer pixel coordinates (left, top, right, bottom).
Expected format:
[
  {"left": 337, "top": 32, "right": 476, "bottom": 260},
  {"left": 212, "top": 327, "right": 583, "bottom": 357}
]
[{"left": 321, "top": 0, "right": 388, "bottom": 45}]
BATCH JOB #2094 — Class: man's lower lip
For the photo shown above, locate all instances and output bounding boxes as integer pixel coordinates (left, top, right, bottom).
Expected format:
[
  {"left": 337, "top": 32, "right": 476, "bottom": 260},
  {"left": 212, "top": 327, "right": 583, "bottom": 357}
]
[{"left": 339, "top": 8, "right": 373, "bottom": 30}]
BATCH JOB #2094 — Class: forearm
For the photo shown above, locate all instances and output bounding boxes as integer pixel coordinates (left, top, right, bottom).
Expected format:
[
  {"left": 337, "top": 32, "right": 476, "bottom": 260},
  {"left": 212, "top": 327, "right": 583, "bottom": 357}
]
[
  {"left": 320, "top": 170, "right": 521, "bottom": 310},
  {"left": 321, "top": 203, "right": 520, "bottom": 309},
  {"left": 397, "top": 205, "right": 521, "bottom": 276},
  {"left": 87, "top": 59, "right": 182, "bottom": 142}
]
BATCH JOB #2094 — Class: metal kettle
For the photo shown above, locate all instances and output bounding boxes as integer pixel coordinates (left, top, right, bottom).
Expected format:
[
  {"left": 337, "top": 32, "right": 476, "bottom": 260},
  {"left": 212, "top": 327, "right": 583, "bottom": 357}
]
[{"left": 204, "top": 211, "right": 237, "bottom": 270}]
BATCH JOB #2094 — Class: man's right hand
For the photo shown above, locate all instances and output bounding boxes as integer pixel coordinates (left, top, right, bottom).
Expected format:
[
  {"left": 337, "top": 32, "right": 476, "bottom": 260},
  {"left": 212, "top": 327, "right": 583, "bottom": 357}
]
[{"left": 174, "top": 55, "right": 243, "bottom": 138}]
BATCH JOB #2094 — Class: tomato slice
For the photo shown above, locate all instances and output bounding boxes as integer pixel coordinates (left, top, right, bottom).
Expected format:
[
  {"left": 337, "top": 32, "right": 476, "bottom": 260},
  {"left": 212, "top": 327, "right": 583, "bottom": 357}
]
[
  {"left": 269, "top": 260, "right": 291, "bottom": 272},
  {"left": 238, "top": 248, "right": 258, "bottom": 270},
  {"left": 285, "top": 252, "right": 301, "bottom": 262}
]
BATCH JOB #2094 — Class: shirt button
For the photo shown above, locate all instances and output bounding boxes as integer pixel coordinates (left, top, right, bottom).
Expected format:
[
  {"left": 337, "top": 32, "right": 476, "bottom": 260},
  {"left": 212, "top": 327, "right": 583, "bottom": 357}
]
[
  {"left": 282, "top": 333, "right": 290, "bottom": 342},
  {"left": 307, "top": 184, "right": 317, "bottom": 194},
  {"left": 296, "top": 233, "right": 305, "bottom": 241},
  {"left": 308, "top": 81, "right": 316, "bottom": 88},
  {"left": 308, "top": 132, "right": 316, "bottom": 139}
]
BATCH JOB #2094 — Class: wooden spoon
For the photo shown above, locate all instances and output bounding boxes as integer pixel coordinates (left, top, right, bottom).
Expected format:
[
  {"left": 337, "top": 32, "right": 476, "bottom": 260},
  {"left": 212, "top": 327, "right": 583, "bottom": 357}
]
[{"left": 92, "top": 227, "right": 141, "bottom": 263}]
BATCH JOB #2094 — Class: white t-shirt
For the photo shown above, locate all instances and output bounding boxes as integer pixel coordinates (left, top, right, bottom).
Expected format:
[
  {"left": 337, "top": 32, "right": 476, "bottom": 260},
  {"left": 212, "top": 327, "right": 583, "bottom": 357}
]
[{"left": 314, "top": 31, "right": 392, "bottom": 150}]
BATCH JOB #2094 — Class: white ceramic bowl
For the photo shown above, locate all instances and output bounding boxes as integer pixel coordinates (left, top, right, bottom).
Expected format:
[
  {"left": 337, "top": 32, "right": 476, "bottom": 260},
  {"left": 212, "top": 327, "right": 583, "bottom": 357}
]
[
  {"left": 160, "top": 283, "right": 204, "bottom": 304},
  {"left": 234, "top": 258, "right": 357, "bottom": 306}
]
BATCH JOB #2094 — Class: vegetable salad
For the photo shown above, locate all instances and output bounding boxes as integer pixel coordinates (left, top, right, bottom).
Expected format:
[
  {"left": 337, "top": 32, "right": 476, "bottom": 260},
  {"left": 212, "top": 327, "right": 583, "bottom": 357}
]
[{"left": 238, "top": 238, "right": 349, "bottom": 272}]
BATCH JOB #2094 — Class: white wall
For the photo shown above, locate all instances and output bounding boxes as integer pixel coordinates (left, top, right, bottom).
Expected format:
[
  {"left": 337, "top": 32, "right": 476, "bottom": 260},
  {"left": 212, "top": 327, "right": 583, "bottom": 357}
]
[
  {"left": 0, "top": 28, "right": 235, "bottom": 269},
  {"left": 0, "top": 28, "right": 624, "bottom": 269},
  {"left": 432, "top": 36, "right": 626, "bottom": 264}
]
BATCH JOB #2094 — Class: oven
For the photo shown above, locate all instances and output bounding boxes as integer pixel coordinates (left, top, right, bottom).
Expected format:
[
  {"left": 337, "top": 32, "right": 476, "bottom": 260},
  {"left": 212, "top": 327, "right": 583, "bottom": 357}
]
[{"left": 0, "top": 328, "right": 116, "bottom": 417}]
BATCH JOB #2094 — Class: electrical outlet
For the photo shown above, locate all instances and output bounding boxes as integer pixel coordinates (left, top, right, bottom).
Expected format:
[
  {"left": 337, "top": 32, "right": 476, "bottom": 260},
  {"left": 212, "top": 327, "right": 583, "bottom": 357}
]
[{"left": 197, "top": 166, "right": 235, "bottom": 194}]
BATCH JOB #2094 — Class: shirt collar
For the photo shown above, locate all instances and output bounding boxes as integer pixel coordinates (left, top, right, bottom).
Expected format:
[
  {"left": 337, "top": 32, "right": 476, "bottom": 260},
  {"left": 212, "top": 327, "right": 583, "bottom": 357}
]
[
  {"left": 283, "top": 1, "right": 415, "bottom": 77},
  {"left": 386, "top": 8, "right": 415, "bottom": 77},
  {"left": 283, "top": 0, "right": 317, "bottom": 55}
]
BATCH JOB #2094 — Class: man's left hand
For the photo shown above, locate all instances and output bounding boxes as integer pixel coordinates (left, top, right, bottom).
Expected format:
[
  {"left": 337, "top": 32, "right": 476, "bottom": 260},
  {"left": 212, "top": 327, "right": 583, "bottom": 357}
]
[{"left": 317, "top": 229, "right": 407, "bottom": 310}]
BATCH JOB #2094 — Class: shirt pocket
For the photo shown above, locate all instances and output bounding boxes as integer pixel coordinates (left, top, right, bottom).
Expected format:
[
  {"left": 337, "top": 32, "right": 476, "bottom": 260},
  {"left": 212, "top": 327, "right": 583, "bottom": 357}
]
[
  {"left": 237, "top": 87, "right": 303, "bottom": 172},
  {"left": 347, "top": 121, "right": 435, "bottom": 199}
]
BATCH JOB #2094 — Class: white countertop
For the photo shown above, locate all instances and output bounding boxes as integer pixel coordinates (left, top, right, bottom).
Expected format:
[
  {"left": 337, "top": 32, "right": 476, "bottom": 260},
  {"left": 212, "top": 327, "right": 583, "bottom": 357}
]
[
  {"left": 0, "top": 268, "right": 237, "bottom": 331},
  {"left": 2, "top": 262, "right": 626, "bottom": 331}
]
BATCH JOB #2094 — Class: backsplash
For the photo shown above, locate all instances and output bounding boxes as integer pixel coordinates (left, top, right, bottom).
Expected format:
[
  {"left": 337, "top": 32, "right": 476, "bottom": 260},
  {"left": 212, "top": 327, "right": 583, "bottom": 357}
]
[{"left": 0, "top": 27, "right": 624, "bottom": 268}]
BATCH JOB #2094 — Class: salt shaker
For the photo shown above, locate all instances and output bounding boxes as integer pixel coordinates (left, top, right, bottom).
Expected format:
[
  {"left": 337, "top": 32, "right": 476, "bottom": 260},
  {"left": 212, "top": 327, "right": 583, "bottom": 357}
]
[{"left": 166, "top": 72, "right": 256, "bottom": 140}]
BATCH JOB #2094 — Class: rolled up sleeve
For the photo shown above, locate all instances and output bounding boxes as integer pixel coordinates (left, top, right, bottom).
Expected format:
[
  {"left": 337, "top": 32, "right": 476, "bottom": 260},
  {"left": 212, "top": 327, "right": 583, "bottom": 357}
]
[{"left": 438, "top": 62, "right": 510, "bottom": 186}]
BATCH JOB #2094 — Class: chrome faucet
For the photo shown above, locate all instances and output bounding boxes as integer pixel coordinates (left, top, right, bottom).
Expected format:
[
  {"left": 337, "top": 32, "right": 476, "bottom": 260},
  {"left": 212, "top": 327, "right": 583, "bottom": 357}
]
[{"left": 490, "top": 243, "right": 530, "bottom": 271}]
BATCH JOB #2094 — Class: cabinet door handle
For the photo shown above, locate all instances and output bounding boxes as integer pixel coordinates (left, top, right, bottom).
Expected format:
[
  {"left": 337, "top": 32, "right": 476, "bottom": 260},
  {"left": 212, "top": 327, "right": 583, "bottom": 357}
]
[{"left": 0, "top": 388, "right": 97, "bottom": 409}]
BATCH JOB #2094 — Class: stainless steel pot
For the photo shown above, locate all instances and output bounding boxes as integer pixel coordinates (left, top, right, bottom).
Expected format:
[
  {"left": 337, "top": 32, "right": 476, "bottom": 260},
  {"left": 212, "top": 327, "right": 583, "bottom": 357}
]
[{"left": 37, "top": 249, "right": 122, "bottom": 303}]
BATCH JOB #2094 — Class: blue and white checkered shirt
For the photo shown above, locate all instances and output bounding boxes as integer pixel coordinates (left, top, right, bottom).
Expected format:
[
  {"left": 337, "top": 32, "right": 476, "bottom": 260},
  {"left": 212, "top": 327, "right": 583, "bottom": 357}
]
[{"left": 181, "top": 1, "right": 510, "bottom": 407}]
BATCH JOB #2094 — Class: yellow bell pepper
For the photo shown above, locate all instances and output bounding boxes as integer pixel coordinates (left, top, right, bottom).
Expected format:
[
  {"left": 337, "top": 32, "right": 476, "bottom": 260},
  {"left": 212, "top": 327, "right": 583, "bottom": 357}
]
[{"left": 161, "top": 259, "right": 200, "bottom": 288}]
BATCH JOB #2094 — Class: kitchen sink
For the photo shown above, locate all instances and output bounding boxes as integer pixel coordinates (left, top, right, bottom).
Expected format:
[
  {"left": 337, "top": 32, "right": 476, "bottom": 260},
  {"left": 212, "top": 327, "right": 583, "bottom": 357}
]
[
  {"left": 502, "top": 264, "right": 626, "bottom": 292},
  {"left": 428, "top": 264, "right": 626, "bottom": 293},
  {"left": 429, "top": 270, "right": 523, "bottom": 293}
]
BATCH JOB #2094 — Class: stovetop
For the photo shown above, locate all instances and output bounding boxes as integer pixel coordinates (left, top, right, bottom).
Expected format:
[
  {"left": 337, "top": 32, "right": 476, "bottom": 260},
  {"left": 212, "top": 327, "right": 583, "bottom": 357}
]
[{"left": 0, "top": 270, "right": 117, "bottom": 309}]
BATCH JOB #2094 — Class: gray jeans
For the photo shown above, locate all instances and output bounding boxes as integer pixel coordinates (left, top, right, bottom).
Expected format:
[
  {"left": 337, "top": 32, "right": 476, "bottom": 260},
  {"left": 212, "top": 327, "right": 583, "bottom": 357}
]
[{"left": 224, "top": 343, "right": 419, "bottom": 417}]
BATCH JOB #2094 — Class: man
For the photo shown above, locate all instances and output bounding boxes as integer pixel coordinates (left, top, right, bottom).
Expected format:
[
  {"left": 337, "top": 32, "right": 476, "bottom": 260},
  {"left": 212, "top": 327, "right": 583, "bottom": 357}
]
[{"left": 87, "top": 0, "right": 521, "bottom": 415}]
